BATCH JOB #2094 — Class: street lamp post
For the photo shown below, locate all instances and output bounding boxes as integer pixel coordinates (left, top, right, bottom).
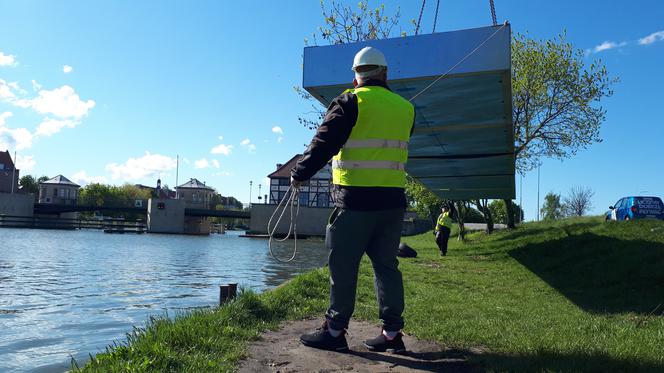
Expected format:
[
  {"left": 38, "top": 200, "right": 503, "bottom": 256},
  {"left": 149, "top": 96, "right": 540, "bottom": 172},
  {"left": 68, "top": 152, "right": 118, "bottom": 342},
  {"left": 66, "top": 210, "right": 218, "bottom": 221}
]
[
  {"left": 249, "top": 181, "right": 253, "bottom": 206},
  {"left": 537, "top": 163, "right": 541, "bottom": 221}
]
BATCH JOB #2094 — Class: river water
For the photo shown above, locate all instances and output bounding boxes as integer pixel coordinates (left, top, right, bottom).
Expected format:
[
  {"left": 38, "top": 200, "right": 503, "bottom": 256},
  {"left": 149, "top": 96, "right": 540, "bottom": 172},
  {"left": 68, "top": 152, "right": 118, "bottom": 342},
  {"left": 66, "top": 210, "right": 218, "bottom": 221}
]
[{"left": 0, "top": 228, "right": 329, "bottom": 372}]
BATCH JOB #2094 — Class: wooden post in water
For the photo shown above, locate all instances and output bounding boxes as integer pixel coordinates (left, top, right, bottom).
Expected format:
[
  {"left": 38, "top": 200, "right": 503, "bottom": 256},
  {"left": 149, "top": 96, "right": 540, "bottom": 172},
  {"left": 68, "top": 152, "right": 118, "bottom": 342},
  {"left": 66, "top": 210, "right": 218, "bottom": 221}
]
[{"left": 219, "top": 283, "right": 238, "bottom": 305}]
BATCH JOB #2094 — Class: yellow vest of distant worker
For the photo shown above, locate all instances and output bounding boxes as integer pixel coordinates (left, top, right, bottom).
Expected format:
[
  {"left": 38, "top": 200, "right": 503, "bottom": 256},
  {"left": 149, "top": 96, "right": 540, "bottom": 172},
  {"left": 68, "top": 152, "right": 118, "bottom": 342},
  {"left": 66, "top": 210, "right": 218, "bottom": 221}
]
[
  {"left": 435, "top": 212, "right": 452, "bottom": 231},
  {"left": 332, "top": 86, "right": 414, "bottom": 188}
]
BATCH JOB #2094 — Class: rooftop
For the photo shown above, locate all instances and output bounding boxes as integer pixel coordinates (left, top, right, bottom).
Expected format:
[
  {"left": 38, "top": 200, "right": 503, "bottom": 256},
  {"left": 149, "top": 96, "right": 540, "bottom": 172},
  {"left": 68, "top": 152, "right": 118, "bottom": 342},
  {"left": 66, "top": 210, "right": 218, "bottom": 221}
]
[
  {"left": 40, "top": 175, "right": 80, "bottom": 187},
  {"left": 176, "top": 178, "right": 215, "bottom": 191},
  {"left": 268, "top": 154, "right": 302, "bottom": 179},
  {"left": 0, "top": 151, "right": 16, "bottom": 170}
]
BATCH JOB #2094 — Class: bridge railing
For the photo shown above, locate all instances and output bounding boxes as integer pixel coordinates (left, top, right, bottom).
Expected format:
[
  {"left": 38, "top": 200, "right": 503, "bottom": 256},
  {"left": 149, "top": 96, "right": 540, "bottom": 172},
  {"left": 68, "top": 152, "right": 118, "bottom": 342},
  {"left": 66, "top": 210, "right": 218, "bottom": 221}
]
[{"left": 0, "top": 215, "right": 146, "bottom": 231}]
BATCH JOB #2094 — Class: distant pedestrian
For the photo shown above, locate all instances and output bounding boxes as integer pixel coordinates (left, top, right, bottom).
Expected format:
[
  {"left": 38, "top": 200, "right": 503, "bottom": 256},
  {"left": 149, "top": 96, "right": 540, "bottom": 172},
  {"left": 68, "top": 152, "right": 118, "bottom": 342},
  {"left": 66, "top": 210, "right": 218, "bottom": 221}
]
[
  {"left": 292, "top": 46, "right": 414, "bottom": 353},
  {"left": 434, "top": 206, "right": 452, "bottom": 256}
]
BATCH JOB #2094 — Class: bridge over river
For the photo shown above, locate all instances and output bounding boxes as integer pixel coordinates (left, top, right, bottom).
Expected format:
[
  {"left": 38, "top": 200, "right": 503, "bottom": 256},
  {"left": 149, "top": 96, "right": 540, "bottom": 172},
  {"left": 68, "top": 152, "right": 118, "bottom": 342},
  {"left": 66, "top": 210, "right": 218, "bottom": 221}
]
[{"left": 32, "top": 203, "right": 251, "bottom": 219}]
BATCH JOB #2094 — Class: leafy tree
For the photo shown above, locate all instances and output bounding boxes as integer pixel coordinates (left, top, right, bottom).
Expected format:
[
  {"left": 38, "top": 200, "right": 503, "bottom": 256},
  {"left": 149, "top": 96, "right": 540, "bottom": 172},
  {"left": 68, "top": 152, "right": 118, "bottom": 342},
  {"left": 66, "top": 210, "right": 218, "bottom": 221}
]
[
  {"left": 542, "top": 192, "right": 564, "bottom": 220},
  {"left": 405, "top": 176, "right": 445, "bottom": 225},
  {"left": 505, "top": 33, "right": 616, "bottom": 227},
  {"left": 563, "top": 186, "right": 594, "bottom": 217},
  {"left": 79, "top": 183, "right": 151, "bottom": 208},
  {"left": 489, "top": 200, "right": 524, "bottom": 224},
  {"left": 18, "top": 175, "right": 48, "bottom": 196}
]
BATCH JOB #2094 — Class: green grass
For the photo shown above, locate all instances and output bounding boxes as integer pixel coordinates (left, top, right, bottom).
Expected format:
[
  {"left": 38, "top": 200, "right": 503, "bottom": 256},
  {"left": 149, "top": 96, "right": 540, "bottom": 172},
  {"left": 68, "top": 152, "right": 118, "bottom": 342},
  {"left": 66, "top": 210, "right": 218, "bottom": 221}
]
[{"left": 76, "top": 217, "right": 664, "bottom": 372}]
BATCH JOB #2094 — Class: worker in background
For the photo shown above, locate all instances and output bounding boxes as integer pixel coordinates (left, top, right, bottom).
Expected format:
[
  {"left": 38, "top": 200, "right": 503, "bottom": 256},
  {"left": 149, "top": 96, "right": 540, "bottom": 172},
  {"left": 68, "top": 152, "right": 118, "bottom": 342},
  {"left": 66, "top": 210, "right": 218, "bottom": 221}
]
[
  {"left": 434, "top": 205, "right": 453, "bottom": 256},
  {"left": 292, "top": 46, "right": 414, "bottom": 353}
]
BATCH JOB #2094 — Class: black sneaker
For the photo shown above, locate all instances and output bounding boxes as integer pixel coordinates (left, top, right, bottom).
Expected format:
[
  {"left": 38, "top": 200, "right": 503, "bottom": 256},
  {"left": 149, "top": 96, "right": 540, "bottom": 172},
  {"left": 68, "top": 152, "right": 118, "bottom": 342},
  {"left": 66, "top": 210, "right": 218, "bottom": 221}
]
[
  {"left": 299, "top": 322, "right": 348, "bottom": 352},
  {"left": 363, "top": 331, "right": 406, "bottom": 353}
]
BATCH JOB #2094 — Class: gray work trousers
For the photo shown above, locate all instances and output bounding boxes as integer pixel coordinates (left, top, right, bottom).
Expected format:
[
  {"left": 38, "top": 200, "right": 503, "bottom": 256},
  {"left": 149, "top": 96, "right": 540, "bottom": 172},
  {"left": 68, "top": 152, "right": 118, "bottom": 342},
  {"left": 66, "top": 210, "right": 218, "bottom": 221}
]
[{"left": 324, "top": 207, "right": 405, "bottom": 331}]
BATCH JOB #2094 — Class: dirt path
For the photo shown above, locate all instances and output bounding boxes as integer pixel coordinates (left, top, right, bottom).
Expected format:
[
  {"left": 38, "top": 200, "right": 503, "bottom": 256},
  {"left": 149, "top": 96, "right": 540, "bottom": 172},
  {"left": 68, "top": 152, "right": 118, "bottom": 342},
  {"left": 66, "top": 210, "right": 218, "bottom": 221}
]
[{"left": 238, "top": 319, "right": 477, "bottom": 373}]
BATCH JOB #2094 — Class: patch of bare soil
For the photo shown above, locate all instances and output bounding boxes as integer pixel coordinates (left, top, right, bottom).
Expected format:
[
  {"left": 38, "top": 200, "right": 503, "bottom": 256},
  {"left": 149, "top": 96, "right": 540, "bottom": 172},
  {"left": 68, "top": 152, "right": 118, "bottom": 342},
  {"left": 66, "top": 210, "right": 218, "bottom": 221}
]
[{"left": 238, "top": 319, "right": 477, "bottom": 373}]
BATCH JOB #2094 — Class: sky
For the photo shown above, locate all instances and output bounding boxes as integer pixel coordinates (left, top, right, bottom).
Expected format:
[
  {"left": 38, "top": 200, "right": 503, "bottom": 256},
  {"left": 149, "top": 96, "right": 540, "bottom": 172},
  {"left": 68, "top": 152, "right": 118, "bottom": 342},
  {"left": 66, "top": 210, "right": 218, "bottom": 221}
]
[{"left": 0, "top": 0, "right": 662, "bottom": 220}]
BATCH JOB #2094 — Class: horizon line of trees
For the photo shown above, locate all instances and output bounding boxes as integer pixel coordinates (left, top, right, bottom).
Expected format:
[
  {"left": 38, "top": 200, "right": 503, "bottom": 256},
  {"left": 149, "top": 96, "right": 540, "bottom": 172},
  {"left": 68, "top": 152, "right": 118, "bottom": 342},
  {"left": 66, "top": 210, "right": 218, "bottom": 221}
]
[
  {"left": 541, "top": 186, "right": 595, "bottom": 220},
  {"left": 17, "top": 175, "right": 244, "bottom": 211}
]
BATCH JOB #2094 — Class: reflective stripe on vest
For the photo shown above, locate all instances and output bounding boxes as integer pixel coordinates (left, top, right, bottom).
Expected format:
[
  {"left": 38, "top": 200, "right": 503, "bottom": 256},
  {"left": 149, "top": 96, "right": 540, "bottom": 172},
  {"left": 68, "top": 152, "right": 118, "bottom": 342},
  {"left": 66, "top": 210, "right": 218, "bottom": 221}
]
[
  {"left": 332, "top": 85, "right": 414, "bottom": 188},
  {"left": 332, "top": 160, "right": 405, "bottom": 171},
  {"left": 342, "top": 139, "right": 409, "bottom": 150}
]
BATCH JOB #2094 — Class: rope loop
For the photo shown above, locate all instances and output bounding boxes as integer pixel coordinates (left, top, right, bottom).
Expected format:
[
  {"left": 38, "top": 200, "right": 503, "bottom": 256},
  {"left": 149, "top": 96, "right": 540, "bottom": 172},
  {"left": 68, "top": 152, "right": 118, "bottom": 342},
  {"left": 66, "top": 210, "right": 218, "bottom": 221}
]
[{"left": 267, "top": 185, "right": 301, "bottom": 263}]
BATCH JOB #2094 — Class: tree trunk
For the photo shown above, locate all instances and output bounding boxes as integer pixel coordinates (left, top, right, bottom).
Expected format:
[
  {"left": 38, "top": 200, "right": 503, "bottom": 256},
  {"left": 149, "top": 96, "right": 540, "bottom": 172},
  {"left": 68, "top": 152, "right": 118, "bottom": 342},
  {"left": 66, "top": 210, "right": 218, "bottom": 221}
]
[
  {"left": 454, "top": 201, "right": 466, "bottom": 241},
  {"left": 504, "top": 199, "right": 516, "bottom": 229},
  {"left": 474, "top": 199, "right": 494, "bottom": 234}
]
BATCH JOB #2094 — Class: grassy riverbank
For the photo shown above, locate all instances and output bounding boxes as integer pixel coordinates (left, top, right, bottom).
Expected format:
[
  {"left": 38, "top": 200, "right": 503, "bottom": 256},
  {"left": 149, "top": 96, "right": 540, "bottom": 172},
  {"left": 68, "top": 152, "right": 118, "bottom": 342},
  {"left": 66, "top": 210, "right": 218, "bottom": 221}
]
[{"left": 76, "top": 217, "right": 664, "bottom": 372}]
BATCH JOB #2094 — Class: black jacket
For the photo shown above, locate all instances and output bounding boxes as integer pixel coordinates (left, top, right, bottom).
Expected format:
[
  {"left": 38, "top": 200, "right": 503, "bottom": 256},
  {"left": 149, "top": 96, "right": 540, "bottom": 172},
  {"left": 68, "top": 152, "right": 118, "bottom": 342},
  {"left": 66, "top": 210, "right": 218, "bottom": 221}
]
[{"left": 291, "top": 80, "right": 413, "bottom": 211}]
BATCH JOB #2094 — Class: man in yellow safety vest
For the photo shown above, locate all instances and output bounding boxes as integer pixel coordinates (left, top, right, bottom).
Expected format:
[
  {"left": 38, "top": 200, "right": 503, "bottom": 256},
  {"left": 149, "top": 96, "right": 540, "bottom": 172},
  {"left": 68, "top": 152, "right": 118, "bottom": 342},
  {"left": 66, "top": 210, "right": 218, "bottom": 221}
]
[
  {"left": 435, "top": 206, "right": 453, "bottom": 256},
  {"left": 292, "top": 46, "right": 414, "bottom": 353}
]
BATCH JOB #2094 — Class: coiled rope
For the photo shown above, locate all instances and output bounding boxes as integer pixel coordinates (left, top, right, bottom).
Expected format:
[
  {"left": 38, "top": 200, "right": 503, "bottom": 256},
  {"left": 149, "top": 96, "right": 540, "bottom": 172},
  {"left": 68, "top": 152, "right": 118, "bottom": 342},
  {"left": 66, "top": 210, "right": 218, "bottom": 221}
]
[{"left": 267, "top": 185, "right": 301, "bottom": 263}]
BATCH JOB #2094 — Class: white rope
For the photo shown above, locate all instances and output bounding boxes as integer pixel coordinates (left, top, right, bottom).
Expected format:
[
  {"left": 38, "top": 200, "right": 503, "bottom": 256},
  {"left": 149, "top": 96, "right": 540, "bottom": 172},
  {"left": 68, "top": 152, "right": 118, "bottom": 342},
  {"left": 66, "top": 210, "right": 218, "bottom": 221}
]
[
  {"left": 267, "top": 185, "right": 301, "bottom": 263},
  {"left": 409, "top": 23, "right": 507, "bottom": 103}
]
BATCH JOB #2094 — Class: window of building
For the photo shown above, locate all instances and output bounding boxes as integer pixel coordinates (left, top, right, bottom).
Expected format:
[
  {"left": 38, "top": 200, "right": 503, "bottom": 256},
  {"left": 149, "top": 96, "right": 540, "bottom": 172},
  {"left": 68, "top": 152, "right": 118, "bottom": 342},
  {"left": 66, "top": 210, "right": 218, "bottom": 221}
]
[
  {"left": 299, "top": 192, "right": 309, "bottom": 206},
  {"left": 317, "top": 193, "right": 329, "bottom": 207},
  {"left": 59, "top": 189, "right": 66, "bottom": 198},
  {"left": 278, "top": 178, "right": 290, "bottom": 186},
  {"left": 0, "top": 163, "right": 4, "bottom": 170},
  {"left": 53, "top": 188, "right": 58, "bottom": 197}
]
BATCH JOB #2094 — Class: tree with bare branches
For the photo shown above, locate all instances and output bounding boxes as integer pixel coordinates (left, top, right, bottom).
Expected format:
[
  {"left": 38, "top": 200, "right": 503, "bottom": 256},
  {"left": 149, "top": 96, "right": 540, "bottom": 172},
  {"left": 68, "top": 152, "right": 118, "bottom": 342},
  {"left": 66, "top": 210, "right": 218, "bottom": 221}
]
[
  {"left": 295, "top": 1, "right": 405, "bottom": 130},
  {"left": 563, "top": 186, "right": 595, "bottom": 217}
]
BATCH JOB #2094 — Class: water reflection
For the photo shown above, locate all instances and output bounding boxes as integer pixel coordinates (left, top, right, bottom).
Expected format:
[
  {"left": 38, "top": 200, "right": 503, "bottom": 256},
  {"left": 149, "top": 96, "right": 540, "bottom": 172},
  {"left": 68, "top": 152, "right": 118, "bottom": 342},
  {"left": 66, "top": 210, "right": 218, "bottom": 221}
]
[{"left": 0, "top": 228, "right": 328, "bottom": 372}]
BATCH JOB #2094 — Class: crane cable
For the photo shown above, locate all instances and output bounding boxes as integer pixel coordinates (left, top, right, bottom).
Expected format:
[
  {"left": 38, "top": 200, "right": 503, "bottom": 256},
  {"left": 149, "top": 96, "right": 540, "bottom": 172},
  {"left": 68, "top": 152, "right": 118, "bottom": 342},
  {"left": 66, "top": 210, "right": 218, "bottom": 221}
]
[
  {"left": 415, "top": 0, "right": 427, "bottom": 35},
  {"left": 267, "top": 185, "right": 301, "bottom": 263},
  {"left": 490, "top": 0, "right": 498, "bottom": 26},
  {"left": 432, "top": 0, "right": 440, "bottom": 33}
]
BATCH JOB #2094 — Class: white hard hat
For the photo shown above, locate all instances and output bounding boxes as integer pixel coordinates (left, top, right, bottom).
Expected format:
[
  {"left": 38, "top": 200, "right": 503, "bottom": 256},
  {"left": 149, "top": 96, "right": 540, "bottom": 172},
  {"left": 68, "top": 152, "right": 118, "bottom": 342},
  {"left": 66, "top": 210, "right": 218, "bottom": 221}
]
[{"left": 352, "top": 47, "right": 387, "bottom": 71}]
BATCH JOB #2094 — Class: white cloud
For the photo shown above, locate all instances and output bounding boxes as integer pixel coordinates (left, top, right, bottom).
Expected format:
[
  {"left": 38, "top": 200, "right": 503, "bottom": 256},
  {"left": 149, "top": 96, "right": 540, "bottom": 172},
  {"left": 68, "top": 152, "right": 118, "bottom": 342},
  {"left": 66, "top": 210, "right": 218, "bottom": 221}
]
[
  {"left": 639, "top": 30, "right": 664, "bottom": 45},
  {"left": 211, "top": 159, "right": 220, "bottom": 168},
  {"left": 272, "top": 126, "right": 284, "bottom": 143},
  {"left": 63, "top": 65, "right": 73, "bottom": 73},
  {"left": 218, "top": 135, "right": 224, "bottom": 140},
  {"left": 240, "top": 138, "right": 256, "bottom": 152},
  {"left": 0, "top": 111, "right": 12, "bottom": 126},
  {"left": 72, "top": 170, "right": 108, "bottom": 186},
  {"left": 0, "top": 79, "right": 17, "bottom": 99},
  {"left": 0, "top": 51, "right": 17, "bottom": 67},
  {"left": 0, "top": 111, "right": 32, "bottom": 150},
  {"left": 213, "top": 171, "right": 231, "bottom": 177},
  {"left": 35, "top": 118, "right": 78, "bottom": 137},
  {"left": 194, "top": 158, "right": 210, "bottom": 169},
  {"left": 106, "top": 152, "right": 177, "bottom": 181},
  {"left": 211, "top": 143, "right": 233, "bottom": 155},
  {"left": 31, "top": 80, "right": 42, "bottom": 91},
  {"left": 0, "top": 126, "right": 33, "bottom": 150},
  {"left": 182, "top": 157, "right": 191, "bottom": 164},
  {"left": 15, "top": 154, "right": 36, "bottom": 172},
  {"left": 0, "top": 112, "right": 32, "bottom": 150},
  {"left": 24, "top": 85, "right": 95, "bottom": 119},
  {"left": 589, "top": 41, "right": 627, "bottom": 54}
]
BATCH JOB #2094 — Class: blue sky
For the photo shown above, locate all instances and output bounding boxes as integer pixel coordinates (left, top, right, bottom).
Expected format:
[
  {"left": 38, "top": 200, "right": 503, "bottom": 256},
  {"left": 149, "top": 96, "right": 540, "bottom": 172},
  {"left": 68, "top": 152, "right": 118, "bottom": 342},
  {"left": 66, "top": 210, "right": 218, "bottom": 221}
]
[{"left": 0, "top": 0, "right": 662, "bottom": 220}]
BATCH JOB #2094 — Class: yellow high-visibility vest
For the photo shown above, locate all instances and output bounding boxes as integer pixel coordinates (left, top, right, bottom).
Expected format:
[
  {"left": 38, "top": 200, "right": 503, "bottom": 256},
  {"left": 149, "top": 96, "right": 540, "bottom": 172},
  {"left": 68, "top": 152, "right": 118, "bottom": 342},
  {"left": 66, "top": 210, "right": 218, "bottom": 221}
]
[
  {"left": 435, "top": 212, "right": 452, "bottom": 231},
  {"left": 332, "top": 86, "right": 414, "bottom": 188}
]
